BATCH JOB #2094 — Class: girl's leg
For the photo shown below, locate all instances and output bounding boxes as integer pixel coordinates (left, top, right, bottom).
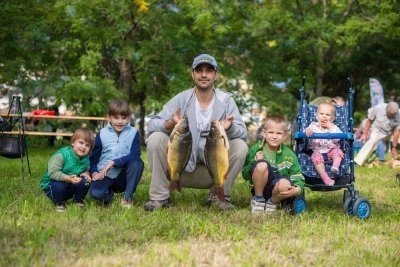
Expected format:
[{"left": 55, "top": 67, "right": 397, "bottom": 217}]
[
  {"left": 311, "top": 151, "right": 334, "bottom": 186},
  {"left": 328, "top": 148, "right": 344, "bottom": 173}
]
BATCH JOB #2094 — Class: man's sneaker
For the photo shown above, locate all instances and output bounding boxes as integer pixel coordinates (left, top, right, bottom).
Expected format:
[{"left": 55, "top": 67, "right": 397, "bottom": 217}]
[
  {"left": 144, "top": 198, "right": 173, "bottom": 211},
  {"left": 207, "top": 192, "right": 235, "bottom": 210},
  {"left": 55, "top": 205, "right": 65, "bottom": 212},
  {"left": 121, "top": 198, "right": 133, "bottom": 208},
  {"left": 265, "top": 198, "right": 277, "bottom": 213},
  {"left": 251, "top": 197, "right": 265, "bottom": 213},
  {"left": 206, "top": 191, "right": 219, "bottom": 205},
  {"left": 214, "top": 199, "right": 235, "bottom": 210}
]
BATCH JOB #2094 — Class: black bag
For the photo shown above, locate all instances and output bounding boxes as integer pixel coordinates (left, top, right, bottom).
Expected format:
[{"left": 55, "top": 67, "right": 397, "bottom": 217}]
[
  {"left": 0, "top": 119, "right": 11, "bottom": 131},
  {"left": 0, "top": 136, "right": 25, "bottom": 158}
]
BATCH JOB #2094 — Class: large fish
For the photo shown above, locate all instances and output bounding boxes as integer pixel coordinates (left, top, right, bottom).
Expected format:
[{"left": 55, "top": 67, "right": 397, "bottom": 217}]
[
  {"left": 167, "top": 115, "right": 192, "bottom": 192},
  {"left": 205, "top": 120, "right": 230, "bottom": 201}
]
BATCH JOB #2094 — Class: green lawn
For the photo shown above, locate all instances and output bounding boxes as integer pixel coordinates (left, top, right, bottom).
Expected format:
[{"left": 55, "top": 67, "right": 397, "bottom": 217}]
[{"left": 0, "top": 146, "right": 399, "bottom": 266}]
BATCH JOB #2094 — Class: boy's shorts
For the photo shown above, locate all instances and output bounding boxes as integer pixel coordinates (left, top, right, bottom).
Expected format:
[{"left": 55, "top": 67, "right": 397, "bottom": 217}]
[{"left": 250, "top": 160, "right": 293, "bottom": 200}]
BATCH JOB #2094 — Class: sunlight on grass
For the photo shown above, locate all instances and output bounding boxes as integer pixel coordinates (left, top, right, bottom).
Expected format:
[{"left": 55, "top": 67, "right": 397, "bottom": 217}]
[{"left": 1, "top": 147, "right": 400, "bottom": 266}]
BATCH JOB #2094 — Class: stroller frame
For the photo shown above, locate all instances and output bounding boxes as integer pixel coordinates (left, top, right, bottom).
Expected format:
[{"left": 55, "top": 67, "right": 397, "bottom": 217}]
[{"left": 294, "top": 77, "right": 371, "bottom": 219}]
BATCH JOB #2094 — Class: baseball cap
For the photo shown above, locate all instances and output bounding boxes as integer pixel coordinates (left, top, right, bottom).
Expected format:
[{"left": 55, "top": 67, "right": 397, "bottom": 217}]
[{"left": 192, "top": 54, "right": 218, "bottom": 70}]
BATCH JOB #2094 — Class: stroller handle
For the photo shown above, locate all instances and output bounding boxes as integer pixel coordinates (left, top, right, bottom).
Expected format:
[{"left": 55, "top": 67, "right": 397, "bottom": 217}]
[{"left": 294, "top": 132, "right": 354, "bottom": 140}]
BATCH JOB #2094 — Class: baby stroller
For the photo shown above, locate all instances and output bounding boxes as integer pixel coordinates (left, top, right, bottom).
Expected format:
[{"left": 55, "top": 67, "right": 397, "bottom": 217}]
[{"left": 294, "top": 77, "right": 372, "bottom": 219}]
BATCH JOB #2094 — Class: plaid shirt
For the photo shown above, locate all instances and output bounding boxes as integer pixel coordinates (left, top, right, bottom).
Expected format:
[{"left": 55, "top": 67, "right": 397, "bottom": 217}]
[{"left": 368, "top": 103, "right": 400, "bottom": 135}]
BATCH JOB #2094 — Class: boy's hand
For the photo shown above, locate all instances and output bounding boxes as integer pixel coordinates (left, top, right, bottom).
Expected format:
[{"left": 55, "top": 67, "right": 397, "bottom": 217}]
[
  {"left": 66, "top": 175, "right": 82, "bottom": 184},
  {"left": 98, "top": 161, "right": 115, "bottom": 179},
  {"left": 220, "top": 115, "right": 234, "bottom": 130},
  {"left": 92, "top": 172, "right": 103, "bottom": 181},
  {"left": 279, "top": 185, "right": 300, "bottom": 198},
  {"left": 80, "top": 172, "right": 92, "bottom": 183},
  {"left": 305, "top": 129, "right": 313, "bottom": 137},
  {"left": 255, "top": 151, "right": 264, "bottom": 161}
]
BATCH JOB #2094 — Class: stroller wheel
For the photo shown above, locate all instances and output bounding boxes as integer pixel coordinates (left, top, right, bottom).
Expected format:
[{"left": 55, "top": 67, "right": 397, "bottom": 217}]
[
  {"left": 343, "top": 197, "right": 353, "bottom": 215},
  {"left": 290, "top": 195, "right": 306, "bottom": 215},
  {"left": 352, "top": 198, "right": 371, "bottom": 219},
  {"left": 342, "top": 190, "right": 359, "bottom": 205}
]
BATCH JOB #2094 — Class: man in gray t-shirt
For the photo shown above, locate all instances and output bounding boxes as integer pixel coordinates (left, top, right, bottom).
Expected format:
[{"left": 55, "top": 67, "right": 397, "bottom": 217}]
[{"left": 354, "top": 102, "right": 400, "bottom": 166}]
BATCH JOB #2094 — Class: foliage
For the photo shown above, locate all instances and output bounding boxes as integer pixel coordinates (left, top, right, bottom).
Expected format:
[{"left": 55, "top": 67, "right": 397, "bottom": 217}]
[
  {"left": 0, "top": 147, "right": 399, "bottom": 266},
  {"left": 0, "top": 0, "right": 399, "bottom": 121}
]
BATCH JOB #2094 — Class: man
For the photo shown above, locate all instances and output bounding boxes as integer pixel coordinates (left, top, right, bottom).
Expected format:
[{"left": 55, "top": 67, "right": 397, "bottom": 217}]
[
  {"left": 144, "top": 54, "right": 248, "bottom": 211},
  {"left": 354, "top": 102, "right": 400, "bottom": 166}
]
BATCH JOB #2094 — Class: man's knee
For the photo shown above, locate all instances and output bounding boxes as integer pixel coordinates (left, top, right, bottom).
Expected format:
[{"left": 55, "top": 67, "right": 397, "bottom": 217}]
[
  {"left": 146, "top": 132, "right": 168, "bottom": 152},
  {"left": 229, "top": 139, "right": 248, "bottom": 161}
]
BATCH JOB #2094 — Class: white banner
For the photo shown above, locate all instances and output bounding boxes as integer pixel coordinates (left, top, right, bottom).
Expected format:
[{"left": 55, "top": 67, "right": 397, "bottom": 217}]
[{"left": 369, "top": 78, "right": 384, "bottom": 107}]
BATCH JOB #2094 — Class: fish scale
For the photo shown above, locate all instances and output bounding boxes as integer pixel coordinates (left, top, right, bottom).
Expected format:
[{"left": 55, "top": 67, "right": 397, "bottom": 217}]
[
  {"left": 167, "top": 115, "right": 192, "bottom": 192},
  {"left": 205, "top": 121, "right": 230, "bottom": 201}
]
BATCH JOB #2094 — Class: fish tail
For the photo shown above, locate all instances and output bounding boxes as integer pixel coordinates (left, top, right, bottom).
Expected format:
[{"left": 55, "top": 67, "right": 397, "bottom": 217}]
[
  {"left": 169, "top": 180, "right": 182, "bottom": 192},
  {"left": 212, "top": 186, "right": 225, "bottom": 202}
]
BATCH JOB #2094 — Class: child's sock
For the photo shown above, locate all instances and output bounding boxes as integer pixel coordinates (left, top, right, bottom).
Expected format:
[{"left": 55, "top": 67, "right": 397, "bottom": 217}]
[
  {"left": 320, "top": 172, "right": 335, "bottom": 186},
  {"left": 331, "top": 157, "right": 341, "bottom": 173},
  {"left": 255, "top": 195, "right": 265, "bottom": 202}
]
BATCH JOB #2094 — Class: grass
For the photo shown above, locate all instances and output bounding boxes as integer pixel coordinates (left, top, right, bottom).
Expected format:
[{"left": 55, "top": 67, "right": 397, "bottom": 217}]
[{"left": 1, "top": 145, "right": 400, "bottom": 267}]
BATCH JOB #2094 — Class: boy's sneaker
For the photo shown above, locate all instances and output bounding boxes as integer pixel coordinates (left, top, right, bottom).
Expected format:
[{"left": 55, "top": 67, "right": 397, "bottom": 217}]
[
  {"left": 265, "top": 198, "right": 277, "bottom": 213},
  {"left": 331, "top": 166, "right": 340, "bottom": 173},
  {"left": 55, "top": 205, "right": 65, "bottom": 212},
  {"left": 75, "top": 202, "right": 86, "bottom": 208},
  {"left": 251, "top": 197, "right": 266, "bottom": 213},
  {"left": 144, "top": 198, "right": 173, "bottom": 211},
  {"left": 121, "top": 198, "right": 133, "bottom": 208}
]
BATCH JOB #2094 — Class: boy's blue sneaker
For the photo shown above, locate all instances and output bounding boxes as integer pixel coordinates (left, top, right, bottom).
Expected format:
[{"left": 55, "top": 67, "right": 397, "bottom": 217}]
[{"left": 251, "top": 197, "right": 265, "bottom": 213}]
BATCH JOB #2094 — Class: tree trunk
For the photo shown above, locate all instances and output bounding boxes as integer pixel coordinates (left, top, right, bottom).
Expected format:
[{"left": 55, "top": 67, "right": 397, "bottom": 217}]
[
  {"left": 118, "top": 58, "right": 133, "bottom": 102},
  {"left": 138, "top": 91, "right": 146, "bottom": 146},
  {"left": 315, "top": 47, "right": 325, "bottom": 97}
]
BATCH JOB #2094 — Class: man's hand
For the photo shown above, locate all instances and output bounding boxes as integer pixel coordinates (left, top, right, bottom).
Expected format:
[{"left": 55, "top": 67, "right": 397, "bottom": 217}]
[
  {"left": 165, "top": 108, "right": 181, "bottom": 130},
  {"left": 392, "top": 148, "right": 398, "bottom": 160},
  {"left": 360, "top": 133, "right": 368, "bottom": 143},
  {"left": 220, "top": 114, "right": 233, "bottom": 130}
]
